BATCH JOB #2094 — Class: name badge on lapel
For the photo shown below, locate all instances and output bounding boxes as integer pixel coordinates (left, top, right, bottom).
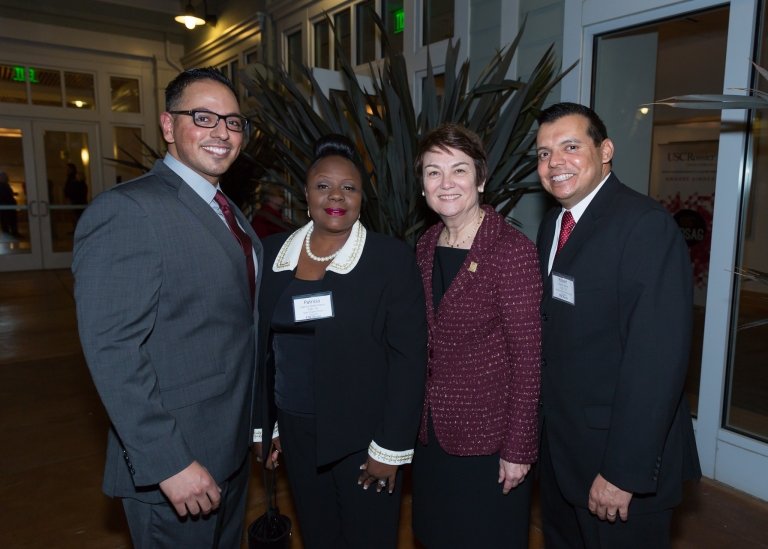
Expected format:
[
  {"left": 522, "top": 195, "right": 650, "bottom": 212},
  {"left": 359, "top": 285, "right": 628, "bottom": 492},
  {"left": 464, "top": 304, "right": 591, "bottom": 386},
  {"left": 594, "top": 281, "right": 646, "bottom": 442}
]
[
  {"left": 293, "top": 291, "right": 334, "bottom": 322},
  {"left": 551, "top": 272, "right": 575, "bottom": 305}
]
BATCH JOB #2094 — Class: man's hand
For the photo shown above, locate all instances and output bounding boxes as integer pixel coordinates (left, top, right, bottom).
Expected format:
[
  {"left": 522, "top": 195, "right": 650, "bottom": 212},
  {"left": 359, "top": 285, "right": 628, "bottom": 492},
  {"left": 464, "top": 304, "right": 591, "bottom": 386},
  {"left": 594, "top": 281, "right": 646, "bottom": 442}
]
[
  {"left": 159, "top": 461, "right": 221, "bottom": 517},
  {"left": 588, "top": 473, "right": 633, "bottom": 522},
  {"left": 498, "top": 460, "right": 530, "bottom": 494}
]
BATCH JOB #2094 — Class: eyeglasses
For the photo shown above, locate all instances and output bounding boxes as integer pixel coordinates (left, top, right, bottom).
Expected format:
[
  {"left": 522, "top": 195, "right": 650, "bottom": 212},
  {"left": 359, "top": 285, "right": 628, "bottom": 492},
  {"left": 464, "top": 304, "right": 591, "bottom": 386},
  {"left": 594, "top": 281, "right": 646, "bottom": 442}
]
[{"left": 168, "top": 110, "right": 249, "bottom": 133}]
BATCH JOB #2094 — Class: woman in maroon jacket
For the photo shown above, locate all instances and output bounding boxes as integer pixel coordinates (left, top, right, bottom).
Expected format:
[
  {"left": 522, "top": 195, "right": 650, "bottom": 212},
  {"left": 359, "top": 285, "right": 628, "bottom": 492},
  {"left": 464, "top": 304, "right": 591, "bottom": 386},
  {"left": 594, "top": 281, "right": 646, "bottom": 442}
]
[{"left": 411, "top": 123, "right": 542, "bottom": 548}]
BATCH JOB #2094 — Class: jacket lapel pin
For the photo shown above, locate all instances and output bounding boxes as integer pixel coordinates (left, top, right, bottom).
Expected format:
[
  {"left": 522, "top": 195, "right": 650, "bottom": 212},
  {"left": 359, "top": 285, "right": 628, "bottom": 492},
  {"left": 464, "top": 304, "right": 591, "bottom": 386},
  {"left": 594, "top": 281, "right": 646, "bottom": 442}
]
[{"left": 468, "top": 261, "right": 478, "bottom": 273}]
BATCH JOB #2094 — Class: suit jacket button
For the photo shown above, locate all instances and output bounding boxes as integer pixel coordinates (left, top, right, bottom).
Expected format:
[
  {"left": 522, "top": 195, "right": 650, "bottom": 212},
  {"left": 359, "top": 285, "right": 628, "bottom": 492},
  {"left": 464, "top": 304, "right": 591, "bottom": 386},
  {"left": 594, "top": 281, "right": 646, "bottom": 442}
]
[
  {"left": 541, "top": 313, "right": 548, "bottom": 321},
  {"left": 541, "top": 359, "right": 547, "bottom": 368}
]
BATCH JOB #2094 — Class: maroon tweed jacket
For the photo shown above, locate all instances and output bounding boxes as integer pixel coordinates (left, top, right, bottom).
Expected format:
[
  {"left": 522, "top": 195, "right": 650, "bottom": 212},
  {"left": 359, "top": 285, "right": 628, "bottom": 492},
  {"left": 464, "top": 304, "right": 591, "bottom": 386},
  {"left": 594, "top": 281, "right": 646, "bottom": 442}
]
[{"left": 416, "top": 205, "right": 542, "bottom": 463}]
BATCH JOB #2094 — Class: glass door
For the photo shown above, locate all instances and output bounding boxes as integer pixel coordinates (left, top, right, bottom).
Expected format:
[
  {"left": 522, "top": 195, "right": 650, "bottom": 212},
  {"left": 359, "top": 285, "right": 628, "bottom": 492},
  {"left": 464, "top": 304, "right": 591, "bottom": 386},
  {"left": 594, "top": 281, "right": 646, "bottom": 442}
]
[
  {"left": 592, "top": 5, "right": 729, "bottom": 421},
  {"left": 0, "top": 119, "right": 98, "bottom": 271},
  {"left": 0, "top": 119, "right": 42, "bottom": 271},
  {"left": 563, "top": 0, "right": 767, "bottom": 501}
]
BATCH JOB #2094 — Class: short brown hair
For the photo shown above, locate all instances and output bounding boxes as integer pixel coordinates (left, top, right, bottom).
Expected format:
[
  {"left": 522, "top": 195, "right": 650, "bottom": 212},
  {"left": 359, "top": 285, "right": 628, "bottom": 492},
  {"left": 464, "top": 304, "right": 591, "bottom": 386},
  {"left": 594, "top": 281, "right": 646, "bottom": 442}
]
[{"left": 415, "top": 123, "right": 488, "bottom": 186}]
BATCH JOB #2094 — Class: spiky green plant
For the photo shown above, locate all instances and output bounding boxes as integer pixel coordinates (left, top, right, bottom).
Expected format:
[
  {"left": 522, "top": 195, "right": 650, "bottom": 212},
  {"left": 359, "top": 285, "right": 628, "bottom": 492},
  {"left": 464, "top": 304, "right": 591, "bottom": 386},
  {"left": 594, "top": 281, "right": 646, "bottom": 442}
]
[{"left": 241, "top": 18, "right": 572, "bottom": 247}]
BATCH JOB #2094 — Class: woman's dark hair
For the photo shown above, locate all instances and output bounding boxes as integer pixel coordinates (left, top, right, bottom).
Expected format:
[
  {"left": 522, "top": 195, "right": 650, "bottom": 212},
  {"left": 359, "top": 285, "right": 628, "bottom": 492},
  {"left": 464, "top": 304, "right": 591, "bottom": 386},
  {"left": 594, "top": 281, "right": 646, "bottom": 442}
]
[
  {"left": 307, "top": 134, "right": 366, "bottom": 181},
  {"left": 537, "top": 102, "right": 608, "bottom": 146},
  {"left": 165, "top": 67, "right": 238, "bottom": 111},
  {"left": 415, "top": 123, "right": 488, "bottom": 186}
]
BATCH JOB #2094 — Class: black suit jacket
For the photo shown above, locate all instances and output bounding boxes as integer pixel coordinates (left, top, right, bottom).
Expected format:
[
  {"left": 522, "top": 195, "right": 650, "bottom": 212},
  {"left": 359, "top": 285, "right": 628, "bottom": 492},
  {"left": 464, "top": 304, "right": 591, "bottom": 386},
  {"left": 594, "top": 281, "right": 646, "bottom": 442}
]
[
  {"left": 256, "top": 228, "right": 427, "bottom": 466},
  {"left": 536, "top": 173, "right": 701, "bottom": 514}
]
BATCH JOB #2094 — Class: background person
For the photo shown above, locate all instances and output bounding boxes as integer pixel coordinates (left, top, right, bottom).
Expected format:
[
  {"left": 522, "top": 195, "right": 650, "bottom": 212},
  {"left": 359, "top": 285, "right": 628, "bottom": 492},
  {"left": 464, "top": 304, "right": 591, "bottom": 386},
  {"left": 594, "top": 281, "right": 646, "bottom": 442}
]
[
  {"left": 251, "top": 183, "right": 291, "bottom": 238},
  {"left": 73, "top": 67, "right": 261, "bottom": 548},
  {"left": 535, "top": 102, "right": 701, "bottom": 548},
  {"left": 0, "top": 171, "right": 19, "bottom": 237},
  {"left": 411, "top": 123, "right": 542, "bottom": 548},
  {"left": 254, "top": 134, "right": 427, "bottom": 549}
]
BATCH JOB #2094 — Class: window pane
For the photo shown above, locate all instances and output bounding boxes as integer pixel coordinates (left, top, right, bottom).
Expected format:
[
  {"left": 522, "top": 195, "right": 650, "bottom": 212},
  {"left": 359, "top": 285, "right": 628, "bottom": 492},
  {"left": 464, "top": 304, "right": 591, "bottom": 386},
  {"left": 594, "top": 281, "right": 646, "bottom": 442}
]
[
  {"left": 231, "top": 60, "right": 239, "bottom": 92},
  {"left": 43, "top": 130, "right": 90, "bottom": 252},
  {"left": 0, "top": 127, "right": 29, "bottom": 254},
  {"left": 65, "top": 71, "right": 95, "bottom": 110},
  {"left": 423, "top": 0, "right": 454, "bottom": 45},
  {"left": 356, "top": 0, "right": 376, "bottom": 64},
  {"left": 287, "top": 30, "right": 303, "bottom": 82},
  {"left": 30, "top": 68, "right": 62, "bottom": 107},
  {"left": 334, "top": 10, "right": 351, "bottom": 69},
  {"left": 382, "top": 0, "right": 403, "bottom": 55},
  {"left": 725, "top": 6, "right": 768, "bottom": 442},
  {"left": 111, "top": 77, "right": 140, "bottom": 113},
  {"left": 0, "top": 64, "right": 28, "bottom": 104},
  {"left": 112, "top": 127, "right": 146, "bottom": 185},
  {"left": 315, "top": 20, "right": 331, "bottom": 69},
  {"left": 592, "top": 7, "right": 729, "bottom": 418}
]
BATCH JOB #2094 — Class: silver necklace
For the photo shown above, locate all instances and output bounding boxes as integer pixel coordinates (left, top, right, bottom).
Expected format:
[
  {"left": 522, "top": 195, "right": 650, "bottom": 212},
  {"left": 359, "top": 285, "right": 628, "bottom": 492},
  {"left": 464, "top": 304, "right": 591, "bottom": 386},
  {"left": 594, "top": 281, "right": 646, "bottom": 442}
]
[{"left": 304, "top": 225, "right": 340, "bottom": 262}]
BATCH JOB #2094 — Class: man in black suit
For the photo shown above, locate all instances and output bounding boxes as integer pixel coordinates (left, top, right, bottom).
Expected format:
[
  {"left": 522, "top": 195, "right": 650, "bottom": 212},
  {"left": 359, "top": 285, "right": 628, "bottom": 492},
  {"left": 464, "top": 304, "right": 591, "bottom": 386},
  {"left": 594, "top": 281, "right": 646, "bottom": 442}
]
[{"left": 535, "top": 102, "right": 700, "bottom": 548}]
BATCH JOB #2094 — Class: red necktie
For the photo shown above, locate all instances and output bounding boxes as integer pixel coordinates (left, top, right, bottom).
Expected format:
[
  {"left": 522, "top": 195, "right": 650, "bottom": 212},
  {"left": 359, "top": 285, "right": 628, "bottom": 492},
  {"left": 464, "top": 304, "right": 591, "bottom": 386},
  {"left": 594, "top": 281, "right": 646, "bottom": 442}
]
[
  {"left": 214, "top": 190, "right": 255, "bottom": 304},
  {"left": 556, "top": 210, "right": 575, "bottom": 254}
]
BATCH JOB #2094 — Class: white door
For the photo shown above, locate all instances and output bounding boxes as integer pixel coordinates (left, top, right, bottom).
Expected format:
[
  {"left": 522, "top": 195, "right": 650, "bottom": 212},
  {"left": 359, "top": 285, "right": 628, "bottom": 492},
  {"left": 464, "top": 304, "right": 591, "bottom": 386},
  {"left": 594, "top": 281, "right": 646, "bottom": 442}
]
[
  {"left": 0, "top": 118, "right": 99, "bottom": 271},
  {"left": 562, "top": 0, "right": 768, "bottom": 501}
]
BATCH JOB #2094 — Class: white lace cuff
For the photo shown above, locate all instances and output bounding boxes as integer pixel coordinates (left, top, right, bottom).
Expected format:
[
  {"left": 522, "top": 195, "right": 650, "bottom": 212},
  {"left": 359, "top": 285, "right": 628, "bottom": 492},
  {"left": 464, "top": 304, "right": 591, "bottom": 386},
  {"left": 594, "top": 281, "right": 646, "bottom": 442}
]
[{"left": 368, "top": 440, "right": 414, "bottom": 465}]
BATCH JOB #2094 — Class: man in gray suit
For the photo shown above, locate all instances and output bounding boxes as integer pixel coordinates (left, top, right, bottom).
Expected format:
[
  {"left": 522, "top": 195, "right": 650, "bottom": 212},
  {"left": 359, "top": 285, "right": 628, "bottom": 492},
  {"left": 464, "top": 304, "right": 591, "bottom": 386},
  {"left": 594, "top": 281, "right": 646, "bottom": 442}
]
[{"left": 73, "top": 67, "right": 262, "bottom": 548}]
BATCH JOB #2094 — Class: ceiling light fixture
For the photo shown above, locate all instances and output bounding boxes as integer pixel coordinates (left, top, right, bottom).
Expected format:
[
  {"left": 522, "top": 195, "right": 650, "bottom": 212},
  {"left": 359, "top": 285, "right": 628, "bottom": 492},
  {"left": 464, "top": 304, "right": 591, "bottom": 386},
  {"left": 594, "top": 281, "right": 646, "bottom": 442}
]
[{"left": 175, "top": 1, "right": 217, "bottom": 30}]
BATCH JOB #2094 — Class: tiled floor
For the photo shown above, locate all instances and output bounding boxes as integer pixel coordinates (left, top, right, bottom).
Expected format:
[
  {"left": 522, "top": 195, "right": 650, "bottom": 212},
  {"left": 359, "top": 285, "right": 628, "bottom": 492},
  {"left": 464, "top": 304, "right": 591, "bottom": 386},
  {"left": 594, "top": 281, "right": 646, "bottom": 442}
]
[{"left": 1, "top": 269, "right": 767, "bottom": 548}]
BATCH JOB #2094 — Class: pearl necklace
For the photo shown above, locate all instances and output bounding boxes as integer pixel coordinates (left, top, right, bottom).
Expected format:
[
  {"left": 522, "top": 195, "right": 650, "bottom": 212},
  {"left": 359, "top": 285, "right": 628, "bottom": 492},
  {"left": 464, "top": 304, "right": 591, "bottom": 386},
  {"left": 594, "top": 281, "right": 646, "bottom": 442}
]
[
  {"left": 441, "top": 211, "right": 484, "bottom": 248},
  {"left": 304, "top": 225, "right": 340, "bottom": 262}
]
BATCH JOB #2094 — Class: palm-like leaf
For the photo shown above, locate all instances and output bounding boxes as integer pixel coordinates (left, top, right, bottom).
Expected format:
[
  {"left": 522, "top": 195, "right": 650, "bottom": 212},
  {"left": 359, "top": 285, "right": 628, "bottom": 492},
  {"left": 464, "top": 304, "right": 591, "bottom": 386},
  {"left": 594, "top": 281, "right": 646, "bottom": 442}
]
[{"left": 240, "top": 16, "right": 571, "bottom": 246}]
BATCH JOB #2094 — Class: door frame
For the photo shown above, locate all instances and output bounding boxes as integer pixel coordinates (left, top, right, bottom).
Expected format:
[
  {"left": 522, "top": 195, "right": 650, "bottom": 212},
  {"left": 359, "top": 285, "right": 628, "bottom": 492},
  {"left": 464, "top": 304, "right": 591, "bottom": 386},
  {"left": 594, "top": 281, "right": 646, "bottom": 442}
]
[
  {"left": 560, "top": 0, "right": 768, "bottom": 501},
  {"left": 0, "top": 118, "right": 43, "bottom": 272},
  {"left": 0, "top": 118, "right": 101, "bottom": 272}
]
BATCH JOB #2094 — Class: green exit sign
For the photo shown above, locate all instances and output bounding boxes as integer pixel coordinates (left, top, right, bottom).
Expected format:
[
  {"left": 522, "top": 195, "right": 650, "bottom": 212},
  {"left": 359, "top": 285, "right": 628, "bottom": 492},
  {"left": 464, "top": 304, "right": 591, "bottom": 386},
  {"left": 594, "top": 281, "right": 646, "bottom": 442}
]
[
  {"left": 12, "top": 66, "right": 40, "bottom": 84},
  {"left": 394, "top": 8, "right": 404, "bottom": 34}
]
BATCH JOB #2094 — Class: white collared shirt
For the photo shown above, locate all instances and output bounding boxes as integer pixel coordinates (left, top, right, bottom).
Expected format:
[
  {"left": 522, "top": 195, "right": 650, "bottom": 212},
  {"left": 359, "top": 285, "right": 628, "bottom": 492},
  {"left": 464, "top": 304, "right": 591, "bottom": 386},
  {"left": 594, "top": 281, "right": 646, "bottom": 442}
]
[{"left": 547, "top": 172, "right": 611, "bottom": 274}]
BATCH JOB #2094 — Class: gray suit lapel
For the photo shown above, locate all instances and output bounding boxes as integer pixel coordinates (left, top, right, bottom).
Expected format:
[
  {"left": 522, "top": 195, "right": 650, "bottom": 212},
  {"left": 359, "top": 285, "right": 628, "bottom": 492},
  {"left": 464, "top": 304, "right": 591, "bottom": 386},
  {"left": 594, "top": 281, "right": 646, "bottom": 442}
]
[{"left": 176, "top": 181, "right": 253, "bottom": 306}]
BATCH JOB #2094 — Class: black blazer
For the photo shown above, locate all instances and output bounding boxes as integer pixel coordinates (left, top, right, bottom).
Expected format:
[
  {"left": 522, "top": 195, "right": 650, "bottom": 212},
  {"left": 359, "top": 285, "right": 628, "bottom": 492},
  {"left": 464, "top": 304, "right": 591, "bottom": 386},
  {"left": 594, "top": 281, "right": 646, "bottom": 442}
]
[
  {"left": 256, "top": 228, "right": 427, "bottom": 466},
  {"left": 536, "top": 173, "right": 701, "bottom": 514}
]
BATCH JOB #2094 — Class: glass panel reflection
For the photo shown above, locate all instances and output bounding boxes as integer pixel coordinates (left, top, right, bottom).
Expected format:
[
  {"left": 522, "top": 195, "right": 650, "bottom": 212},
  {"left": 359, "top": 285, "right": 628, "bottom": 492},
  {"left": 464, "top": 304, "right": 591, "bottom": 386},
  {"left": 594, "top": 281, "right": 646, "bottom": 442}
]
[
  {"left": 593, "top": 7, "right": 730, "bottom": 417},
  {"left": 43, "top": 131, "right": 90, "bottom": 252},
  {"left": 315, "top": 20, "right": 330, "bottom": 69},
  {"left": 423, "top": 0, "right": 454, "bottom": 45},
  {"left": 112, "top": 126, "right": 146, "bottom": 185},
  {"left": 356, "top": 0, "right": 376, "bottom": 64},
  {"left": 0, "top": 127, "right": 29, "bottom": 255},
  {"left": 110, "top": 76, "right": 140, "bottom": 113},
  {"left": 0, "top": 64, "right": 28, "bottom": 104},
  {"left": 725, "top": 6, "right": 768, "bottom": 441},
  {"left": 334, "top": 9, "right": 351, "bottom": 69},
  {"left": 65, "top": 71, "right": 96, "bottom": 110},
  {"left": 30, "top": 68, "right": 62, "bottom": 107}
]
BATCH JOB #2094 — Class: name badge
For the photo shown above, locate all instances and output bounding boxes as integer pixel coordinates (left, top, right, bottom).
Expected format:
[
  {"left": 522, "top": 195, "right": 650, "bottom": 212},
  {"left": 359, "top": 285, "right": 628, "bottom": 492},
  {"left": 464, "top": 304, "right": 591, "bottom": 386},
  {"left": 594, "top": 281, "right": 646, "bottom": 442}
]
[
  {"left": 293, "top": 291, "right": 334, "bottom": 322},
  {"left": 551, "top": 272, "right": 575, "bottom": 305}
]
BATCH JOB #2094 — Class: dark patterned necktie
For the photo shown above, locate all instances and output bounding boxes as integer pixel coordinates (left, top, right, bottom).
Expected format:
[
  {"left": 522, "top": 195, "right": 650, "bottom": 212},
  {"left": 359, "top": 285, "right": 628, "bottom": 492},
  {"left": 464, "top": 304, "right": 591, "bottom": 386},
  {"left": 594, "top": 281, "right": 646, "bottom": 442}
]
[
  {"left": 556, "top": 210, "right": 575, "bottom": 254},
  {"left": 214, "top": 190, "right": 255, "bottom": 304}
]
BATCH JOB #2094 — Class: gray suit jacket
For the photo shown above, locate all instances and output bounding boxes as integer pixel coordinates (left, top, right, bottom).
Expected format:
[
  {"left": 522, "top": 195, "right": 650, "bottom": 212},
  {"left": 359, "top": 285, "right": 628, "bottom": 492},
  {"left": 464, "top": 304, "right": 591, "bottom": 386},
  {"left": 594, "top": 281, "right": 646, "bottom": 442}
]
[{"left": 73, "top": 160, "right": 262, "bottom": 503}]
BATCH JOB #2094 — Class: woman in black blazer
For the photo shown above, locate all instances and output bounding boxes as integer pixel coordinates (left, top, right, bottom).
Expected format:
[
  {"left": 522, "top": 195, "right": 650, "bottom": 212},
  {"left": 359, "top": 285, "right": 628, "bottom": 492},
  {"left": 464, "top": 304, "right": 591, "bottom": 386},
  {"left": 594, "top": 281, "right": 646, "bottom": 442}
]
[{"left": 253, "top": 134, "right": 427, "bottom": 549}]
